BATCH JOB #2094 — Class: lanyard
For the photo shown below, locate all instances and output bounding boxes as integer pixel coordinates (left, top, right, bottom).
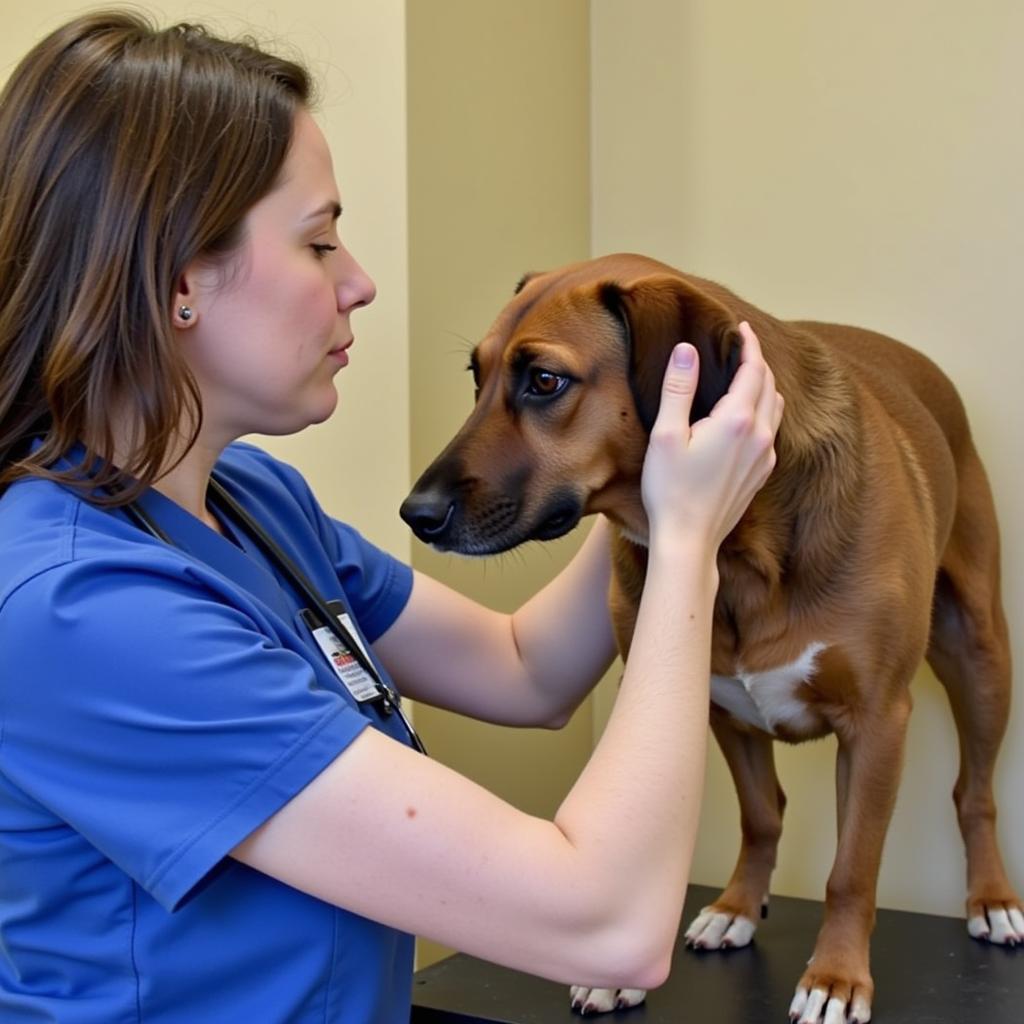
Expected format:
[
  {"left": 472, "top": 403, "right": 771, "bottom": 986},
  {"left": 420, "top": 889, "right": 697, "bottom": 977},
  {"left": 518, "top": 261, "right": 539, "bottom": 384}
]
[{"left": 122, "top": 478, "right": 427, "bottom": 755}]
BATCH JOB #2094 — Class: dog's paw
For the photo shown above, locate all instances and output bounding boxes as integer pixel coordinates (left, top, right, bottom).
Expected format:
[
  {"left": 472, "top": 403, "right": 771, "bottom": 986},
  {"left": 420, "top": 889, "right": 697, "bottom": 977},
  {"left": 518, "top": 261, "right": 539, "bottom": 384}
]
[
  {"left": 568, "top": 985, "right": 646, "bottom": 1015},
  {"left": 683, "top": 905, "right": 757, "bottom": 950},
  {"left": 789, "top": 983, "right": 872, "bottom": 1024},
  {"left": 788, "top": 955, "right": 873, "bottom": 1024},
  {"left": 967, "top": 902, "right": 1024, "bottom": 946}
]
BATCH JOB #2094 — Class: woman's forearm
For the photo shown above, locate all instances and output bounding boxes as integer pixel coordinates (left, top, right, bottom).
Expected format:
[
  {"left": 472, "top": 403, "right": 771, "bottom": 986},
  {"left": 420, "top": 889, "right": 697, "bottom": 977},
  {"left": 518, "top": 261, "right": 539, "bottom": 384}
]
[{"left": 550, "top": 533, "right": 718, "bottom": 978}]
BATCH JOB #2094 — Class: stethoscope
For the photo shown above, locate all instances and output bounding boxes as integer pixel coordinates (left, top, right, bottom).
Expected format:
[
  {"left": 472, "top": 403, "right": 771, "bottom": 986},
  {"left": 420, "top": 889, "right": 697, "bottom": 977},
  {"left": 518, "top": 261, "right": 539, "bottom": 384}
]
[{"left": 122, "top": 476, "right": 427, "bottom": 755}]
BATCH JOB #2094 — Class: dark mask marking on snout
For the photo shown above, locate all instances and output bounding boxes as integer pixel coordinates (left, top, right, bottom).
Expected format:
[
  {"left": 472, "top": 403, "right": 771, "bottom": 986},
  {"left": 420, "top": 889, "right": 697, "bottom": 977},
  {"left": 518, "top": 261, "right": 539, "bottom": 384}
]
[
  {"left": 528, "top": 489, "right": 583, "bottom": 543},
  {"left": 402, "top": 456, "right": 544, "bottom": 556}
]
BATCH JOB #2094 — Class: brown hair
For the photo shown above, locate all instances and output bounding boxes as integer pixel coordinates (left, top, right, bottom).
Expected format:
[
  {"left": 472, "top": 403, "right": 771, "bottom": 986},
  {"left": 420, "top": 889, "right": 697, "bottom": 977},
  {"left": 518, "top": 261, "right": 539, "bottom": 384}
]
[{"left": 0, "top": 9, "right": 312, "bottom": 503}]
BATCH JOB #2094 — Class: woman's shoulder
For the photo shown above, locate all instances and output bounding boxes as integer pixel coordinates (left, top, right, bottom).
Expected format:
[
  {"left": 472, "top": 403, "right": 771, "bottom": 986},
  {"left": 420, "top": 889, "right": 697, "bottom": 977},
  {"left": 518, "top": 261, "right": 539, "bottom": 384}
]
[
  {"left": 215, "top": 442, "right": 380, "bottom": 560},
  {"left": 217, "top": 442, "right": 306, "bottom": 491},
  {"left": 0, "top": 479, "right": 68, "bottom": 614},
  {"left": 0, "top": 473, "right": 212, "bottom": 627},
  {"left": 216, "top": 442, "right": 323, "bottom": 525}
]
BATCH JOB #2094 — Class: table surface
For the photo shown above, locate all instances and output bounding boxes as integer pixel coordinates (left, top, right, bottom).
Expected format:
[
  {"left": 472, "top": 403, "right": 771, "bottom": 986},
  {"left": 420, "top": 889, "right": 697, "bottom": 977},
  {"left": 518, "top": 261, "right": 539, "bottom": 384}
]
[{"left": 411, "top": 884, "right": 1022, "bottom": 1023}]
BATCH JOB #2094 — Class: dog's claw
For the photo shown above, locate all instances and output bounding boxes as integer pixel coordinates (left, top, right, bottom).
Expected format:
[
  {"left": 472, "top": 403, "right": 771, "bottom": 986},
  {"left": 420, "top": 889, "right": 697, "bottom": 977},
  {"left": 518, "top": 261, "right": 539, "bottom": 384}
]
[
  {"left": 969, "top": 906, "right": 1024, "bottom": 946},
  {"left": 685, "top": 906, "right": 758, "bottom": 951},
  {"left": 568, "top": 986, "right": 645, "bottom": 1016}
]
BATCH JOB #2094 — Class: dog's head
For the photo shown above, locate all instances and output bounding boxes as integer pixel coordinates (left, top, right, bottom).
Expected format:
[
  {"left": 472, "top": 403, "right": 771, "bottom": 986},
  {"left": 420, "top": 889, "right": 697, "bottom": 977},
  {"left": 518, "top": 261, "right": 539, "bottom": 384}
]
[{"left": 400, "top": 254, "right": 742, "bottom": 554}]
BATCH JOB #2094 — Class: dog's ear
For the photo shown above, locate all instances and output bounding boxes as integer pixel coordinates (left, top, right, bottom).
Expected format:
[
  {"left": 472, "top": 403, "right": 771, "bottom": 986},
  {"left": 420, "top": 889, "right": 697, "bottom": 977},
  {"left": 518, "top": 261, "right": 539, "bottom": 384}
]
[
  {"left": 599, "top": 275, "right": 742, "bottom": 430},
  {"left": 514, "top": 271, "right": 542, "bottom": 295}
]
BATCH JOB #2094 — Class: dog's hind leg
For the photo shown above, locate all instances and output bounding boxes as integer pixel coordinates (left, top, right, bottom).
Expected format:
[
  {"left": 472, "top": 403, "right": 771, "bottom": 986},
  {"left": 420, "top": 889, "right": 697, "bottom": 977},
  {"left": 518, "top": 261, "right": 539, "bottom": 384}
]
[
  {"left": 927, "top": 449, "right": 1022, "bottom": 945},
  {"left": 684, "top": 710, "right": 784, "bottom": 950}
]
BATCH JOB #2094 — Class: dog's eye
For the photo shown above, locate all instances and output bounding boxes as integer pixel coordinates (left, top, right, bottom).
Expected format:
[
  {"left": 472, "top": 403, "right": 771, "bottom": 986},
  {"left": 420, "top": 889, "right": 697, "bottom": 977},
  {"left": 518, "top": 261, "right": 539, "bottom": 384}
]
[
  {"left": 527, "top": 369, "right": 569, "bottom": 398},
  {"left": 465, "top": 362, "right": 482, "bottom": 402}
]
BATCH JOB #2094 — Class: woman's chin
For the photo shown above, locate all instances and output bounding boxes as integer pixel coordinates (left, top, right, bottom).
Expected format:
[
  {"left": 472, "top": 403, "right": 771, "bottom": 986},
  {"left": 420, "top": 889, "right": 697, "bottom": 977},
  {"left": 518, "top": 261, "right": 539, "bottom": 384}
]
[
  {"left": 311, "top": 386, "right": 340, "bottom": 424},
  {"left": 258, "top": 389, "right": 339, "bottom": 437}
]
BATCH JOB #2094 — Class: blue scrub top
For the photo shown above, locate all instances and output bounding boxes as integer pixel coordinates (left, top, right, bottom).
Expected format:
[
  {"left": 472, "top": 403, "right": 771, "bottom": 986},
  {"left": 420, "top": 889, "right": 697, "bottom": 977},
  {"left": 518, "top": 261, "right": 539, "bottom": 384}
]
[{"left": 0, "top": 443, "right": 416, "bottom": 1023}]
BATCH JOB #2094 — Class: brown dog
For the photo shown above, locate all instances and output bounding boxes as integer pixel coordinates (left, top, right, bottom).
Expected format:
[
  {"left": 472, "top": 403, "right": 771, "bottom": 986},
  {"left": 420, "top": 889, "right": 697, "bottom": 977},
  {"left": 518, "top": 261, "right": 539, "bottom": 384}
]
[{"left": 400, "top": 253, "right": 1020, "bottom": 1022}]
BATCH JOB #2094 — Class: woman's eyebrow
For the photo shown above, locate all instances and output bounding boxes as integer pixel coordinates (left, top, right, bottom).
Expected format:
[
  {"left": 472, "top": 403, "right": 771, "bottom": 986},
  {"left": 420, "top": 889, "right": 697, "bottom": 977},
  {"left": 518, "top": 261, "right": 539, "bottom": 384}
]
[{"left": 303, "top": 200, "right": 343, "bottom": 222}]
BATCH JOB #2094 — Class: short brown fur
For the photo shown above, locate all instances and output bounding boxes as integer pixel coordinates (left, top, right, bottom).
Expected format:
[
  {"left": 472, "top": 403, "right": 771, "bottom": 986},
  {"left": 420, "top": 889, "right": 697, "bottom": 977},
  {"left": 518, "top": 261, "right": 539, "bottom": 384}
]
[{"left": 402, "top": 253, "right": 1018, "bottom": 1015}]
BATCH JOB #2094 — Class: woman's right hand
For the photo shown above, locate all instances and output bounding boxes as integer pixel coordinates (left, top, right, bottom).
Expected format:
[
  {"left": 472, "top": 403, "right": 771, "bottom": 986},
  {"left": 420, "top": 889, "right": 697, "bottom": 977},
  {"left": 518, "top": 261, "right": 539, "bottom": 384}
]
[{"left": 640, "top": 322, "right": 783, "bottom": 551}]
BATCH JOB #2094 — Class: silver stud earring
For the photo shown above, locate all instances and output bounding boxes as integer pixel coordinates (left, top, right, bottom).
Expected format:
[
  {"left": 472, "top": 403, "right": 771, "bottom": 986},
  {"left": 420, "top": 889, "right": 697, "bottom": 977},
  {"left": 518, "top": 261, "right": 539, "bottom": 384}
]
[{"left": 178, "top": 305, "right": 193, "bottom": 322}]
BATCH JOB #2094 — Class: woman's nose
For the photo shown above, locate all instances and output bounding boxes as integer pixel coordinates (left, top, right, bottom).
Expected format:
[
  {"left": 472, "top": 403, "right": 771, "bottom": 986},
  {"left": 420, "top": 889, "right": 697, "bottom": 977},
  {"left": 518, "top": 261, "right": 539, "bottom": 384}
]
[{"left": 336, "top": 247, "right": 376, "bottom": 312}]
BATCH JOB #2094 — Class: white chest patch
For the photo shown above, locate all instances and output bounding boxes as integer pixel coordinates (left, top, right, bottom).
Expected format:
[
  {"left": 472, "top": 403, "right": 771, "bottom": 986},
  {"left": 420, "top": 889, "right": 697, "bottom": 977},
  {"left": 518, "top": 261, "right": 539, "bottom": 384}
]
[{"left": 710, "top": 642, "right": 826, "bottom": 735}]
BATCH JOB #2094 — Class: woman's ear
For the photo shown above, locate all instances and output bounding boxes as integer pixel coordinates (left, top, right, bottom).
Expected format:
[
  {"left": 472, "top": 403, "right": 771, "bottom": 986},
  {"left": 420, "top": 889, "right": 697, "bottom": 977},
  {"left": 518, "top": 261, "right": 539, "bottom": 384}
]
[{"left": 172, "top": 271, "right": 198, "bottom": 329}]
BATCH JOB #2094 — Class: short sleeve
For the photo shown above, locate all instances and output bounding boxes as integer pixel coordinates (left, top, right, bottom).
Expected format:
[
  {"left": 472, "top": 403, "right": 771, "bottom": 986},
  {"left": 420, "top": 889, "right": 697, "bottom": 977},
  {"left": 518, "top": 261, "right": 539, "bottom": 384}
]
[
  {"left": 320, "top": 519, "right": 413, "bottom": 642},
  {"left": 0, "top": 558, "right": 369, "bottom": 913}
]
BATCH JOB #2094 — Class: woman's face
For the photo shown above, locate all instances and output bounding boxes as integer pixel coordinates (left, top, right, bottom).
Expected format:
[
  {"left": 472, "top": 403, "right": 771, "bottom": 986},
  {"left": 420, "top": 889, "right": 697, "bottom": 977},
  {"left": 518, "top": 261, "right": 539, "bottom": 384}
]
[{"left": 180, "top": 109, "right": 376, "bottom": 445}]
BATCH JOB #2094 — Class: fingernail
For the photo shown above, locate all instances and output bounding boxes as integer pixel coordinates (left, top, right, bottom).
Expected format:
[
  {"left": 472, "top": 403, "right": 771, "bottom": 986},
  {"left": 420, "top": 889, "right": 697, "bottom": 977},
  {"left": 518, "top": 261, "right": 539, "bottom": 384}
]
[{"left": 673, "top": 343, "right": 695, "bottom": 369}]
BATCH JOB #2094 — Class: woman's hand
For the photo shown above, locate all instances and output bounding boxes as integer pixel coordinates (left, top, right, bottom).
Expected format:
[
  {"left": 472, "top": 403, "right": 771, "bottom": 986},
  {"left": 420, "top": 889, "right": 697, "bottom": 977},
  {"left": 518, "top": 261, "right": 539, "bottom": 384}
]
[{"left": 640, "top": 322, "right": 783, "bottom": 551}]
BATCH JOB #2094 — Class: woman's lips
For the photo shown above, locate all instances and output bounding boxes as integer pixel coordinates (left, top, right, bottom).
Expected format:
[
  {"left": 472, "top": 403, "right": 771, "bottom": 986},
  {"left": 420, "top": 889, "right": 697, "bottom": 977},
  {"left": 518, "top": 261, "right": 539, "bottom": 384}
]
[{"left": 328, "top": 338, "right": 353, "bottom": 365}]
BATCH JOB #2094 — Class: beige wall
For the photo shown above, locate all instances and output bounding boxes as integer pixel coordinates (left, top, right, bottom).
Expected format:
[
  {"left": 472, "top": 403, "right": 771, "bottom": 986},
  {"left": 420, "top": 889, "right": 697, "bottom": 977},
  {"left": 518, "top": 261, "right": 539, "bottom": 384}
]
[
  {"left": 405, "top": 0, "right": 593, "bottom": 966},
  {"left": 592, "top": 0, "right": 1024, "bottom": 917},
  {"left": 2, "top": 0, "right": 411, "bottom": 559}
]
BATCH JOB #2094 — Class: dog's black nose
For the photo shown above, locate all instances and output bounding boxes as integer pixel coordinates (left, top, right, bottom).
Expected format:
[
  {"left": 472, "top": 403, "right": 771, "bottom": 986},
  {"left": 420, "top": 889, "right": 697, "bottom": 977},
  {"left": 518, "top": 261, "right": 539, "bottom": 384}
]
[{"left": 399, "top": 491, "right": 456, "bottom": 542}]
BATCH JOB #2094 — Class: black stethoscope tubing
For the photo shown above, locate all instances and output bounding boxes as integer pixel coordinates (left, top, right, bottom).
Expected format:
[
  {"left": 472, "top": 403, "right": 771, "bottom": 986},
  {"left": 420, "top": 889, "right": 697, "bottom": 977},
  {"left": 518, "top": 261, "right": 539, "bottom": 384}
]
[{"left": 122, "top": 477, "right": 427, "bottom": 755}]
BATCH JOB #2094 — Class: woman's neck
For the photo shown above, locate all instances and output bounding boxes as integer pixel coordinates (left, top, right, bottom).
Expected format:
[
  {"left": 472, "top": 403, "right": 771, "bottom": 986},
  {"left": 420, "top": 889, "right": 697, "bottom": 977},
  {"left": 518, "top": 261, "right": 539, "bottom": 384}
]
[
  {"left": 150, "top": 440, "right": 226, "bottom": 534},
  {"left": 103, "top": 408, "right": 231, "bottom": 533}
]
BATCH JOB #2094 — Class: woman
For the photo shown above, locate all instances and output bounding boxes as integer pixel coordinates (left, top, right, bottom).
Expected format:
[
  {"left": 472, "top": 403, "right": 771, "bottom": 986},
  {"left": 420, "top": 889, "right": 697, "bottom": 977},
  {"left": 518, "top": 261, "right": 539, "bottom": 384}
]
[{"left": 0, "top": 10, "right": 781, "bottom": 1023}]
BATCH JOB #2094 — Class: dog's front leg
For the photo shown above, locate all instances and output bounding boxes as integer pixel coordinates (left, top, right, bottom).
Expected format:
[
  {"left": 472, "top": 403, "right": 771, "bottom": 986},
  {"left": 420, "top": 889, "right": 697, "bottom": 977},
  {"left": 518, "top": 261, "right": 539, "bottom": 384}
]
[
  {"left": 685, "top": 710, "right": 784, "bottom": 950},
  {"left": 790, "top": 695, "right": 912, "bottom": 1024}
]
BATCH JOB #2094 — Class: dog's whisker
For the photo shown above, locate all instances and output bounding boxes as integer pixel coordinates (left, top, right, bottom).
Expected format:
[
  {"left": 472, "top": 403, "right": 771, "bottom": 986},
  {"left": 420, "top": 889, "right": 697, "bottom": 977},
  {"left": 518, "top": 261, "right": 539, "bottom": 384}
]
[{"left": 441, "top": 330, "right": 476, "bottom": 355}]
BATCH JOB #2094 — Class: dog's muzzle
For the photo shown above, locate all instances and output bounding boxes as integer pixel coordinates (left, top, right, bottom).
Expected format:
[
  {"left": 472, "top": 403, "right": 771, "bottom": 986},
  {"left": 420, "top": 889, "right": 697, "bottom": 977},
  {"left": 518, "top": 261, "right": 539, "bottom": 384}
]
[
  {"left": 529, "top": 495, "right": 583, "bottom": 541},
  {"left": 400, "top": 476, "right": 583, "bottom": 555}
]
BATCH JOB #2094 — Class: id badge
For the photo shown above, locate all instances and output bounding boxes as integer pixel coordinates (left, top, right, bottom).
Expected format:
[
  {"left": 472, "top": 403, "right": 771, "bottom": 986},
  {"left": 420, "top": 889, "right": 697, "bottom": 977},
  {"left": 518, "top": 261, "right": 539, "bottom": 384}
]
[{"left": 300, "top": 601, "right": 380, "bottom": 704}]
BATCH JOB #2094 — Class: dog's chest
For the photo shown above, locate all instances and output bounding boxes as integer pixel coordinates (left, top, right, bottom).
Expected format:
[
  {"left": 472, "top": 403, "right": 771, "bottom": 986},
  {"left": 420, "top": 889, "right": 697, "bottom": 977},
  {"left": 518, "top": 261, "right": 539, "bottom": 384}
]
[
  {"left": 610, "top": 536, "right": 833, "bottom": 737},
  {"left": 710, "top": 642, "right": 826, "bottom": 736}
]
